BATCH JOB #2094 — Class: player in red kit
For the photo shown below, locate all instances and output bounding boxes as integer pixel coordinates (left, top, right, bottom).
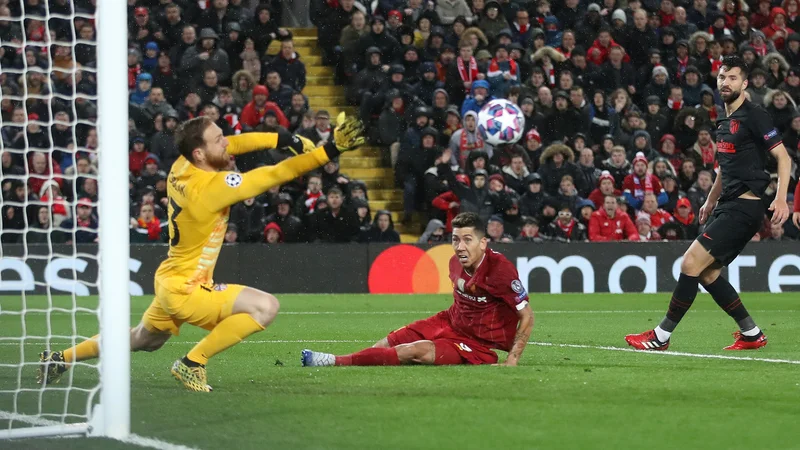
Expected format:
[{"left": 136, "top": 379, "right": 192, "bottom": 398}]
[{"left": 301, "top": 212, "right": 535, "bottom": 367}]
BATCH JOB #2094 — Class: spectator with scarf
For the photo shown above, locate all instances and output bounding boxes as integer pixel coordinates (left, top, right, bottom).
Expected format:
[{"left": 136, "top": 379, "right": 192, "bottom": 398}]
[{"left": 622, "top": 152, "right": 668, "bottom": 209}]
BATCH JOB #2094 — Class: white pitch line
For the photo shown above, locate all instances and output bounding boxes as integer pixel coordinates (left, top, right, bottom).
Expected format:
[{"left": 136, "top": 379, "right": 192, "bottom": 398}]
[
  {"left": 0, "top": 411, "right": 198, "bottom": 450},
  {"left": 2, "top": 309, "right": 798, "bottom": 317}
]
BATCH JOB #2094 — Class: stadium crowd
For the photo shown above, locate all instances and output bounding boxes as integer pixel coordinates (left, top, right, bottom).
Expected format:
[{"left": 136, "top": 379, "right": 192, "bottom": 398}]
[
  {"left": 318, "top": 0, "right": 800, "bottom": 243},
  {"left": 0, "top": 0, "right": 798, "bottom": 245}
]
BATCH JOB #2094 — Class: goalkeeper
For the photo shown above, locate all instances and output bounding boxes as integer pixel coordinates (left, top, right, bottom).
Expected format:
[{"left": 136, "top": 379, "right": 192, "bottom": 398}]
[{"left": 38, "top": 113, "right": 365, "bottom": 392}]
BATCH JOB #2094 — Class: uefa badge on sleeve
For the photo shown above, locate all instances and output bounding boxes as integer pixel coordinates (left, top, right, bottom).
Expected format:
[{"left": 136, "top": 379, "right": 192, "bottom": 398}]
[
  {"left": 225, "top": 173, "right": 242, "bottom": 188},
  {"left": 511, "top": 279, "right": 527, "bottom": 300}
]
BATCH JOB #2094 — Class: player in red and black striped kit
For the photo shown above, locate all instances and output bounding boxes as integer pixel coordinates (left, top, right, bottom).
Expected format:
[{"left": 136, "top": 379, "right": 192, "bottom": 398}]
[
  {"left": 627, "top": 56, "right": 792, "bottom": 351},
  {"left": 302, "top": 213, "right": 535, "bottom": 367}
]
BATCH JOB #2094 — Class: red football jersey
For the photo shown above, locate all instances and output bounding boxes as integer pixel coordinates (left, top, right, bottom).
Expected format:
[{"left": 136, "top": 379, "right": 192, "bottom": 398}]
[{"left": 446, "top": 249, "right": 529, "bottom": 352}]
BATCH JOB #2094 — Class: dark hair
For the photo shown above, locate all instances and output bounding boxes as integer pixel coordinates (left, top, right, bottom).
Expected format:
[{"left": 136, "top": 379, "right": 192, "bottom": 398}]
[
  {"left": 721, "top": 55, "right": 750, "bottom": 78},
  {"left": 327, "top": 186, "right": 343, "bottom": 197},
  {"left": 451, "top": 212, "right": 486, "bottom": 236},
  {"left": 175, "top": 116, "right": 214, "bottom": 163}
]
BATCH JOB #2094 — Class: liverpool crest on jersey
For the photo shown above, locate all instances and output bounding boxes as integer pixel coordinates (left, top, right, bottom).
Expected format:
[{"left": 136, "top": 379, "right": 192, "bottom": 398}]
[{"left": 729, "top": 119, "right": 739, "bottom": 134}]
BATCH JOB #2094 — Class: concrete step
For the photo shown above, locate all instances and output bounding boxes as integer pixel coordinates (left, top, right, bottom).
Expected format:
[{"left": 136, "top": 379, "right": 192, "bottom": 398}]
[
  {"left": 368, "top": 199, "right": 403, "bottom": 211},
  {"left": 305, "top": 76, "right": 335, "bottom": 86},
  {"left": 290, "top": 28, "right": 318, "bottom": 37},
  {"left": 339, "top": 156, "right": 382, "bottom": 169},
  {"left": 307, "top": 96, "right": 346, "bottom": 108},
  {"left": 365, "top": 188, "right": 402, "bottom": 201},
  {"left": 341, "top": 167, "right": 392, "bottom": 179},
  {"left": 308, "top": 66, "right": 334, "bottom": 76},
  {"left": 304, "top": 85, "right": 343, "bottom": 96},
  {"left": 360, "top": 176, "right": 396, "bottom": 189}
]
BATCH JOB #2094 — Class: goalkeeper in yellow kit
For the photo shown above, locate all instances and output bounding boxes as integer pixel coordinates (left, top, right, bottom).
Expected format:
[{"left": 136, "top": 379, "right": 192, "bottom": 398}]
[{"left": 38, "top": 113, "right": 365, "bottom": 392}]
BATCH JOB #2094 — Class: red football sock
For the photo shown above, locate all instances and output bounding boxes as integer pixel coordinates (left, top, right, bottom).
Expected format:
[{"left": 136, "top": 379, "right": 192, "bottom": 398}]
[{"left": 335, "top": 347, "right": 401, "bottom": 366}]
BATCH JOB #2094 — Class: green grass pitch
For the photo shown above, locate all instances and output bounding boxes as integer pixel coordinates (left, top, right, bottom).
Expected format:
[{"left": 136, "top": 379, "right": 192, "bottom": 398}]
[{"left": 2, "top": 293, "right": 800, "bottom": 449}]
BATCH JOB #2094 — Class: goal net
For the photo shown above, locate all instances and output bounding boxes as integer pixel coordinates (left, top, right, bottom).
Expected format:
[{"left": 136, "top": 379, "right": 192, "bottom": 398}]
[{"left": 0, "top": 1, "right": 130, "bottom": 440}]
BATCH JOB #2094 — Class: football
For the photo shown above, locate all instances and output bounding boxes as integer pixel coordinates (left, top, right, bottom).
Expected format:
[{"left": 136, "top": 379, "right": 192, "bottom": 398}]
[{"left": 477, "top": 99, "right": 525, "bottom": 146}]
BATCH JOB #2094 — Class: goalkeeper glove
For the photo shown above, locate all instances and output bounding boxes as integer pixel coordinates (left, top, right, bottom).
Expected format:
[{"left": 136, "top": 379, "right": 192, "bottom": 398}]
[
  {"left": 275, "top": 129, "right": 315, "bottom": 155},
  {"left": 332, "top": 112, "right": 366, "bottom": 152}
]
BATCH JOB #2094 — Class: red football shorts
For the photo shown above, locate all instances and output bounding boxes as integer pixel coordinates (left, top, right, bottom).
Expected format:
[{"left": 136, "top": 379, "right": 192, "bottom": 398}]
[{"left": 386, "top": 312, "right": 498, "bottom": 365}]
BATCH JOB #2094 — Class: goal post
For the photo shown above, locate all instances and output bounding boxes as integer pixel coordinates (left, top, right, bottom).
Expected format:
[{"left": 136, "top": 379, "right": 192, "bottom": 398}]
[
  {"left": 0, "top": 0, "right": 130, "bottom": 441},
  {"left": 94, "top": 0, "right": 131, "bottom": 440}
]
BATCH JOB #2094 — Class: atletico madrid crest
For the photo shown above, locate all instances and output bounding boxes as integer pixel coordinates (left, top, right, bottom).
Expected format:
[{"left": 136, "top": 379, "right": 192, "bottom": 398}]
[{"left": 729, "top": 119, "right": 739, "bottom": 134}]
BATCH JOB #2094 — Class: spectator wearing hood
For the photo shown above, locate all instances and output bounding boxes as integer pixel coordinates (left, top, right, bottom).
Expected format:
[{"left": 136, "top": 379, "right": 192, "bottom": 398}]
[
  {"left": 448, "top": 110, "right": 492, "bottom": 169},
  {"left": 644, "top": 95, "right": 669, "bottom": 145},
  {"left": 348, "top": 47, "right": 387, "bottom": 105},
  {"left": 437, "top": 164, "right": 500, "bottom": 222},
  {"left": 240, "top": 85, "right": 289, "bottom": 129},
  {"left": 762, "top": 7, "right": 794, "bottom": 50},
  {"left": 142, "top": 41, "right": 160, "bottom": 72},
  {"left": 265, "top": 39, "right": 307, "bottom": 92},
  {"left": 543, "top": 15, "right": 564, "bottom": 48},
  {"left": 681, "top": 66, "right": 708, "bottom": 106},
  {"left": 353, "top": 198, "right": 373, "bottom": 242},
  {"left": 629, "top": 129, "right": 659, "bottom": 162},
  {"left": 413, "top": 63, "right": 445, "bottom": 105},
  {"left": 399, "top": 46, "right": 423, "bottom": 85},
  {"left": 432, "top": 172, "right": 469, "bottom": 232},
  {"left": 180, "top": 28, "right": 231, "bottom": 85},
  {"left": 264, "top": 193, "right": 305, "bottom": 243},
  {"left": 519, "top": 173, "right": 549, "bottom": 219},
  {"left": 588, "top": 195, "right": 639, "bottom": 241},
  {"left": 364, "top": 210, "right": 401, "bottom": 243},
  {"left": 399, "top": 126, "right": 441, "bottom": 222},
  {"left": 479, "top": 2, "right": 509, "bottom": 41},
  {"left": 782, "top": 33, "right": 800, "bottom": 66},
  {"left": 130, "top": 73, "right": 152, "bottom": 105},
  {"left": 537, "top": 143, "right": 589, "bottom": 196},
  {"left": 359, "top": 64, "right": 416, "bottom": 130},
  {"left": 357, "top": 16, "right": 400, "bottom": 71},
  {"left": 461, "top": 79, "right": 495, "bottom": 116},
  {"left": 230, "top": 196, "right": 267, "bottom": 243},
  {"left": 623, "top": 152, "right": 668, "bottom": 209},
  {"left": 418, "top": 218, "right": 449, "bottom": 243}
]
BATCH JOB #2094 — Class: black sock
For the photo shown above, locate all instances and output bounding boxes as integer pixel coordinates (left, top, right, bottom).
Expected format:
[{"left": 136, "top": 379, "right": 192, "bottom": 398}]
[
  {"left": 182, "top": 355, "right": 204, "bottom": 368},
  {"left": 659, "top": 274, "right": 700, "bottom": 332},
  {"left": 702, "top": 276, "right": 759, "bottom": 337}
]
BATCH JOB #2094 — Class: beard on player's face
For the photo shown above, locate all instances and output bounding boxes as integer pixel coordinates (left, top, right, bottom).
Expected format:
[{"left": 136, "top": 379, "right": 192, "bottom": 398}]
[
  {"left": 719, "top": 88, "right": 741, "bottom": 104},
  {"left": 203, "top": 147, "right": 230, "bottom": 170}
]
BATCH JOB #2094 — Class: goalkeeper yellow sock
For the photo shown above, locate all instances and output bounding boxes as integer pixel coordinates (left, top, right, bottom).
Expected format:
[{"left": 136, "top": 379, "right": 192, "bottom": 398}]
[
  {"left": 186, "top": 314, "right": 265, "bottom": 366},
  {"left": 63, "top": 335, "right": 100, "bottom": 363}
]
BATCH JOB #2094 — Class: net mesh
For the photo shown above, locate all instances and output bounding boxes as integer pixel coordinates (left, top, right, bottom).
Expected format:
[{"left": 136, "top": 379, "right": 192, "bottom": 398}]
[{"left": 0, "top": 1, "right": 101, "bottom": 431}]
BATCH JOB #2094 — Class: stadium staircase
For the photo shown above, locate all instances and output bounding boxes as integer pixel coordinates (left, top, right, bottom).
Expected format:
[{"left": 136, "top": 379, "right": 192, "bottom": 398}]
[{"left": 268, "top": 28, "right": 421, "bottom": 243}]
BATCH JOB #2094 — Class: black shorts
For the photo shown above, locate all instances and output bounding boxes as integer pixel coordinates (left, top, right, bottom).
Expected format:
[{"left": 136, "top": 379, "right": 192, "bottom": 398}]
[{"left": 696, "top": 198, "right": 765, "bottom": 266}]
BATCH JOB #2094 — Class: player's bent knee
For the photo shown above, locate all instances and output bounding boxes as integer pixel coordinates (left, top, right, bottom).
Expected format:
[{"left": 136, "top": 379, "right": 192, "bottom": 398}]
[{"left": 250, "top": 293, "right": 280, "bottom": 327}]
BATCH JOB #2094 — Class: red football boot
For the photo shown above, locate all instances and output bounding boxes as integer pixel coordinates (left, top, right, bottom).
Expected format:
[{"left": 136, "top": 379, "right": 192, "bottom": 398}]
[
  {"left": 625, "top": 330, "right": 670, "bottom": 351},
  {"left": 723, "top": 331, "right": 768, "bottom": 350}
]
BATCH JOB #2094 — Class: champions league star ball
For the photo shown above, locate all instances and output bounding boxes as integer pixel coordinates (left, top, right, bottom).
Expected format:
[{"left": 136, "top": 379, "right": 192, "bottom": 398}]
[{"left": 477, "top": 99, "right": 525, "bottom": 146}]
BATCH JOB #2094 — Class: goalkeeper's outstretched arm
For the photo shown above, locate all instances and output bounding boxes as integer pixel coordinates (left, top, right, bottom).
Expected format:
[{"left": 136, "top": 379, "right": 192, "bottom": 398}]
[
  {"left": 197, "top": 142, "right": 341, "bottom": 212},
  {"left": 225, "top": 130, "right": 313, "bottom": 156}
]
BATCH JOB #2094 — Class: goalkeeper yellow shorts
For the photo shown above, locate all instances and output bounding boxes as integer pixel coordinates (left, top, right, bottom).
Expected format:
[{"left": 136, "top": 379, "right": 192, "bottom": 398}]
[{"left": 142, "top": 282, "right": 246, "bottom": 336}]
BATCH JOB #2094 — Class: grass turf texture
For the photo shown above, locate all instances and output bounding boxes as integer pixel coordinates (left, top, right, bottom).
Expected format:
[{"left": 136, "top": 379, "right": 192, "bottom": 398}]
[{"left": 2, "top": 294, "right": 800, "bottom": 450}]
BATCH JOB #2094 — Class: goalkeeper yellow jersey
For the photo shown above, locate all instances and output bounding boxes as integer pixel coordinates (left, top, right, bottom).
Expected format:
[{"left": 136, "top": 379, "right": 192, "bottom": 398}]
[{"left": 154, "top": 132, "right": 331, "bottom": 295}]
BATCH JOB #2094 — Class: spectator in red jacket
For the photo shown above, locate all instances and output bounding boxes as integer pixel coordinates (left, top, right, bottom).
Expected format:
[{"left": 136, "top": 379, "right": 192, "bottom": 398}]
[
  {"left": 432, "top": 173, "right": 470, "bottom": 232},
  {"left": 240, "top": 84, "right": 289, "bottom": 129},
  {"left": 588, "top": 170, "right": 621, "bottom": 208},
  {"left": 762, "top": 7, "right": 794, "bottom": 50},
  {"left": 640, "top": 192, "right": 675, "bottom": 230},
  {"left": 587, "top": 29, "right": 627, "bottom": 66},
  {"left": 588, "top": 195, "right": 640, "bottom": 241}
]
